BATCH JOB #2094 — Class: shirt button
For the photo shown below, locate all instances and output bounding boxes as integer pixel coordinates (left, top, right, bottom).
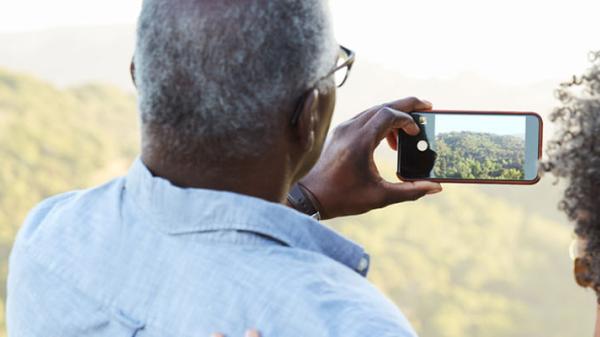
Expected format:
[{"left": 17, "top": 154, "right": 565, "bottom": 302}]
[{"left": 357, "top": 256, "right": 369, "bottom": 273}]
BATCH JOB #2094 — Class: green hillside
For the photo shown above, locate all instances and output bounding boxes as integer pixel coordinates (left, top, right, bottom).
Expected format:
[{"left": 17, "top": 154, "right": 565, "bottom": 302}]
[{"left": 0, "top": 68, "right": 594, "bottom": 336}]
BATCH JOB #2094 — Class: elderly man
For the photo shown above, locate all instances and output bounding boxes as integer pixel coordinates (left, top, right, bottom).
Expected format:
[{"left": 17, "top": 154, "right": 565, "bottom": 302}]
[{"left": 7, "top": 0, "right": 442, "bottom": 336}]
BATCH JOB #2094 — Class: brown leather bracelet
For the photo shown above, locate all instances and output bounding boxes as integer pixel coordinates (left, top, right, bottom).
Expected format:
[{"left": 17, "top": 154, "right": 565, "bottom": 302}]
[{"left": 287, "top": 183, "right": 322, "bottom": 220}]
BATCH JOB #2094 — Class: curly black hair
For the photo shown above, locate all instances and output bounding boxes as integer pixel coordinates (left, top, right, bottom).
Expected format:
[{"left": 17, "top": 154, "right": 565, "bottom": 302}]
[{"left": 544, "top": 51, "right": 600, "bottom": 291}]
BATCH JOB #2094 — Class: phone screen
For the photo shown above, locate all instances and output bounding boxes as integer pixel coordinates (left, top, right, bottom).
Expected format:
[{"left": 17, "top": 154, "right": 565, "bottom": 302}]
[{"left": 398, "top": 112, "right": 541, "bottom": 183}]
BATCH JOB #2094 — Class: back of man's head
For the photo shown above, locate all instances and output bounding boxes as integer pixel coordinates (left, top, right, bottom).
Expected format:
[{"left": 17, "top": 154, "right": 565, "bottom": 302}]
[{"left": 135, "top": 0, "right": 337, "bottom": 165}]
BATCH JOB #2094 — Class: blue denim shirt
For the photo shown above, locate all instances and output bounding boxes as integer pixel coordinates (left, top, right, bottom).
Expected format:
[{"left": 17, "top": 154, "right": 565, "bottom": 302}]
[{"left": 7, "top": 159, "right": 417, "bottom": 337}]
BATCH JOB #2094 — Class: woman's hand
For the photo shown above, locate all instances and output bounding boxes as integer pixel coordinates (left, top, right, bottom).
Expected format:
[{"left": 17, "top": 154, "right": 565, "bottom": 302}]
[{"left": 211, "top": 330, "right": 260, "bottom": 337}]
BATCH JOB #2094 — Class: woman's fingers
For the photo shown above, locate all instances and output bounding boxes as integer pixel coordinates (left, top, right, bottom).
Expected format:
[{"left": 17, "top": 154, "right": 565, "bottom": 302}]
[{"left": 210, "top": 330, "right": 260, "bottom": 337}]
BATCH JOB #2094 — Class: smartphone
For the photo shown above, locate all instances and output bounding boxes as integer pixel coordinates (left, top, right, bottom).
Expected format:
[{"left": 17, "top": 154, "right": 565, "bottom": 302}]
[{"left": 397, "top": 110, "right": 543, "bottom": 184}]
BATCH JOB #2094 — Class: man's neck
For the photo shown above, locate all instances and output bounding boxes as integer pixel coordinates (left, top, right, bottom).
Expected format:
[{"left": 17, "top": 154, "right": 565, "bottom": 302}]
[{"left": 140, "top": 152, "right": 293, "bottom": 204}]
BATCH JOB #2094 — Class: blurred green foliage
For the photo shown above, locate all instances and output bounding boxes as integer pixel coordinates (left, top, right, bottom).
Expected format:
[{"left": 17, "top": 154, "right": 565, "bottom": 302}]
[
  {"left": 0, "top": 68, "right": 595, "bottom": 336},
  {"left": 433, "top": 132, "right": 525, "bottom": 180},
  {"left": 327, "top": 180, "right": 594, "bottom": 336}
]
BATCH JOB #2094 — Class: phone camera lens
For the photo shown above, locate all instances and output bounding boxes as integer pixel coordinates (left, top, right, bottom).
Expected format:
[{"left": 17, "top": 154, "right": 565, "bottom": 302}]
[{"left": 417, "top": 140, "right": 429, "bottom": 152}]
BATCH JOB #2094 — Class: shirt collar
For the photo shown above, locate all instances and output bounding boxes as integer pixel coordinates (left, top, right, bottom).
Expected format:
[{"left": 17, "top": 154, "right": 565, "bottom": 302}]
[{"left": 124, "top": 158, "right": 369, "bottom": 275}]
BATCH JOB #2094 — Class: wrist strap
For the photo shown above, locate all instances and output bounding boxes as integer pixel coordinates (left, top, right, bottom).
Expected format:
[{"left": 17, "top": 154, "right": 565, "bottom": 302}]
[{"left": 287, "top": 183, "right": 321, "bottom": 220}]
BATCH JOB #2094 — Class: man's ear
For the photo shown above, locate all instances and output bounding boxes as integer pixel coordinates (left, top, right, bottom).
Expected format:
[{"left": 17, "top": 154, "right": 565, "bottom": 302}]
[
  {"left": 295, "top": 89, "right": 320, "bottom": 152},
  {"left": 130, "top": 57, "right": 137, "bottom": 87}
]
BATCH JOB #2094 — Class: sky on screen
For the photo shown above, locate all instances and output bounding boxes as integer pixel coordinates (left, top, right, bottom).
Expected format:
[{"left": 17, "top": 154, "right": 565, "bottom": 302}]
[{"left": 434, "top": 114, "right": 525, "bottom": 136}]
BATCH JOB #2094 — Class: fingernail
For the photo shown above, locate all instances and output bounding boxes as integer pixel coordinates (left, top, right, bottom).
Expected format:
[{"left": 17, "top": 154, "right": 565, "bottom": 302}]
[{"left": 422, "top": 99, "right": 433, "bottom": 106}]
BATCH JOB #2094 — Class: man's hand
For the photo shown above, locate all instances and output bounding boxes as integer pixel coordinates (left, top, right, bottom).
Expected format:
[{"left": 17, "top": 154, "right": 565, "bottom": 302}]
[{"left": 299, "top": 97, "right": 443, "bottom": 220}]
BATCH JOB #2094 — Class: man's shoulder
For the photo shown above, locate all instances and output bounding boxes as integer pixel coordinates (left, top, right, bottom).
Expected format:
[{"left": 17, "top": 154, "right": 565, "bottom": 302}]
[
  {"left": 23, "top": 178, "right": 123, "bottom": 224},
  {"left": 232, "top": 247, "right": 418, "bottom": 337},
  {"left": 12, "top": 177, "right": 126, "bottom": 253}
]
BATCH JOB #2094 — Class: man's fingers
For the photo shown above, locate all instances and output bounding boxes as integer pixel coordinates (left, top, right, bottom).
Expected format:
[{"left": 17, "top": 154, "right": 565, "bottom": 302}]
[
  {"left": 345, "top": 104, "right": 384, "bottom": 128},
  {"left": 367, "top": 106, "right": 420, "bottom": 142},
  {"left": 386, "top": 130, "right": 398, "bottom": 151},
  {"left": 381, "top": 180, "right": 442, "bottom": 204},
  {"left": 245, "top": 330, "right": 260, "bottom": 337},
  {"left": 365, "top": 96, "right": 433, "bottom": 141},
  {"left": 349, "top": 97, "right": 432, "bottom": 129},
  {"left": 349, "top": 104, "right": 383, "bottom": 122},
  {"left": 388, "top": 96, "right": 432, "bottom": 112}
]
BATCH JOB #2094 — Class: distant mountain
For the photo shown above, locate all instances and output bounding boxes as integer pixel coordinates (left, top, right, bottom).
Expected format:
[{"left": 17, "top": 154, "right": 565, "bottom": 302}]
[
  {"left": 0, "top": 25, "right": 561, "bottom": 123},
  {"left": 0, "top": 25, "right": 136, "bottom": 90}
]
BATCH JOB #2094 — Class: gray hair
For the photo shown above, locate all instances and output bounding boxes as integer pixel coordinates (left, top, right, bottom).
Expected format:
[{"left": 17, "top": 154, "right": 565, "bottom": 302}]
[{"left": 134, "top": 0, "right": 337, "bottom": 163}]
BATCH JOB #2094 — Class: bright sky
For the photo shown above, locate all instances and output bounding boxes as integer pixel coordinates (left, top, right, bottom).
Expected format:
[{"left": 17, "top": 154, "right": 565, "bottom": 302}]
[
  {"left": 1, "top": 0, "right": 599, "bottom": 84},
  {"left": 0, "top": 1, "right": 142, "bottom": 31},
  {"left": 433, "top": 114, "right": 525, "bottom": 136}
]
